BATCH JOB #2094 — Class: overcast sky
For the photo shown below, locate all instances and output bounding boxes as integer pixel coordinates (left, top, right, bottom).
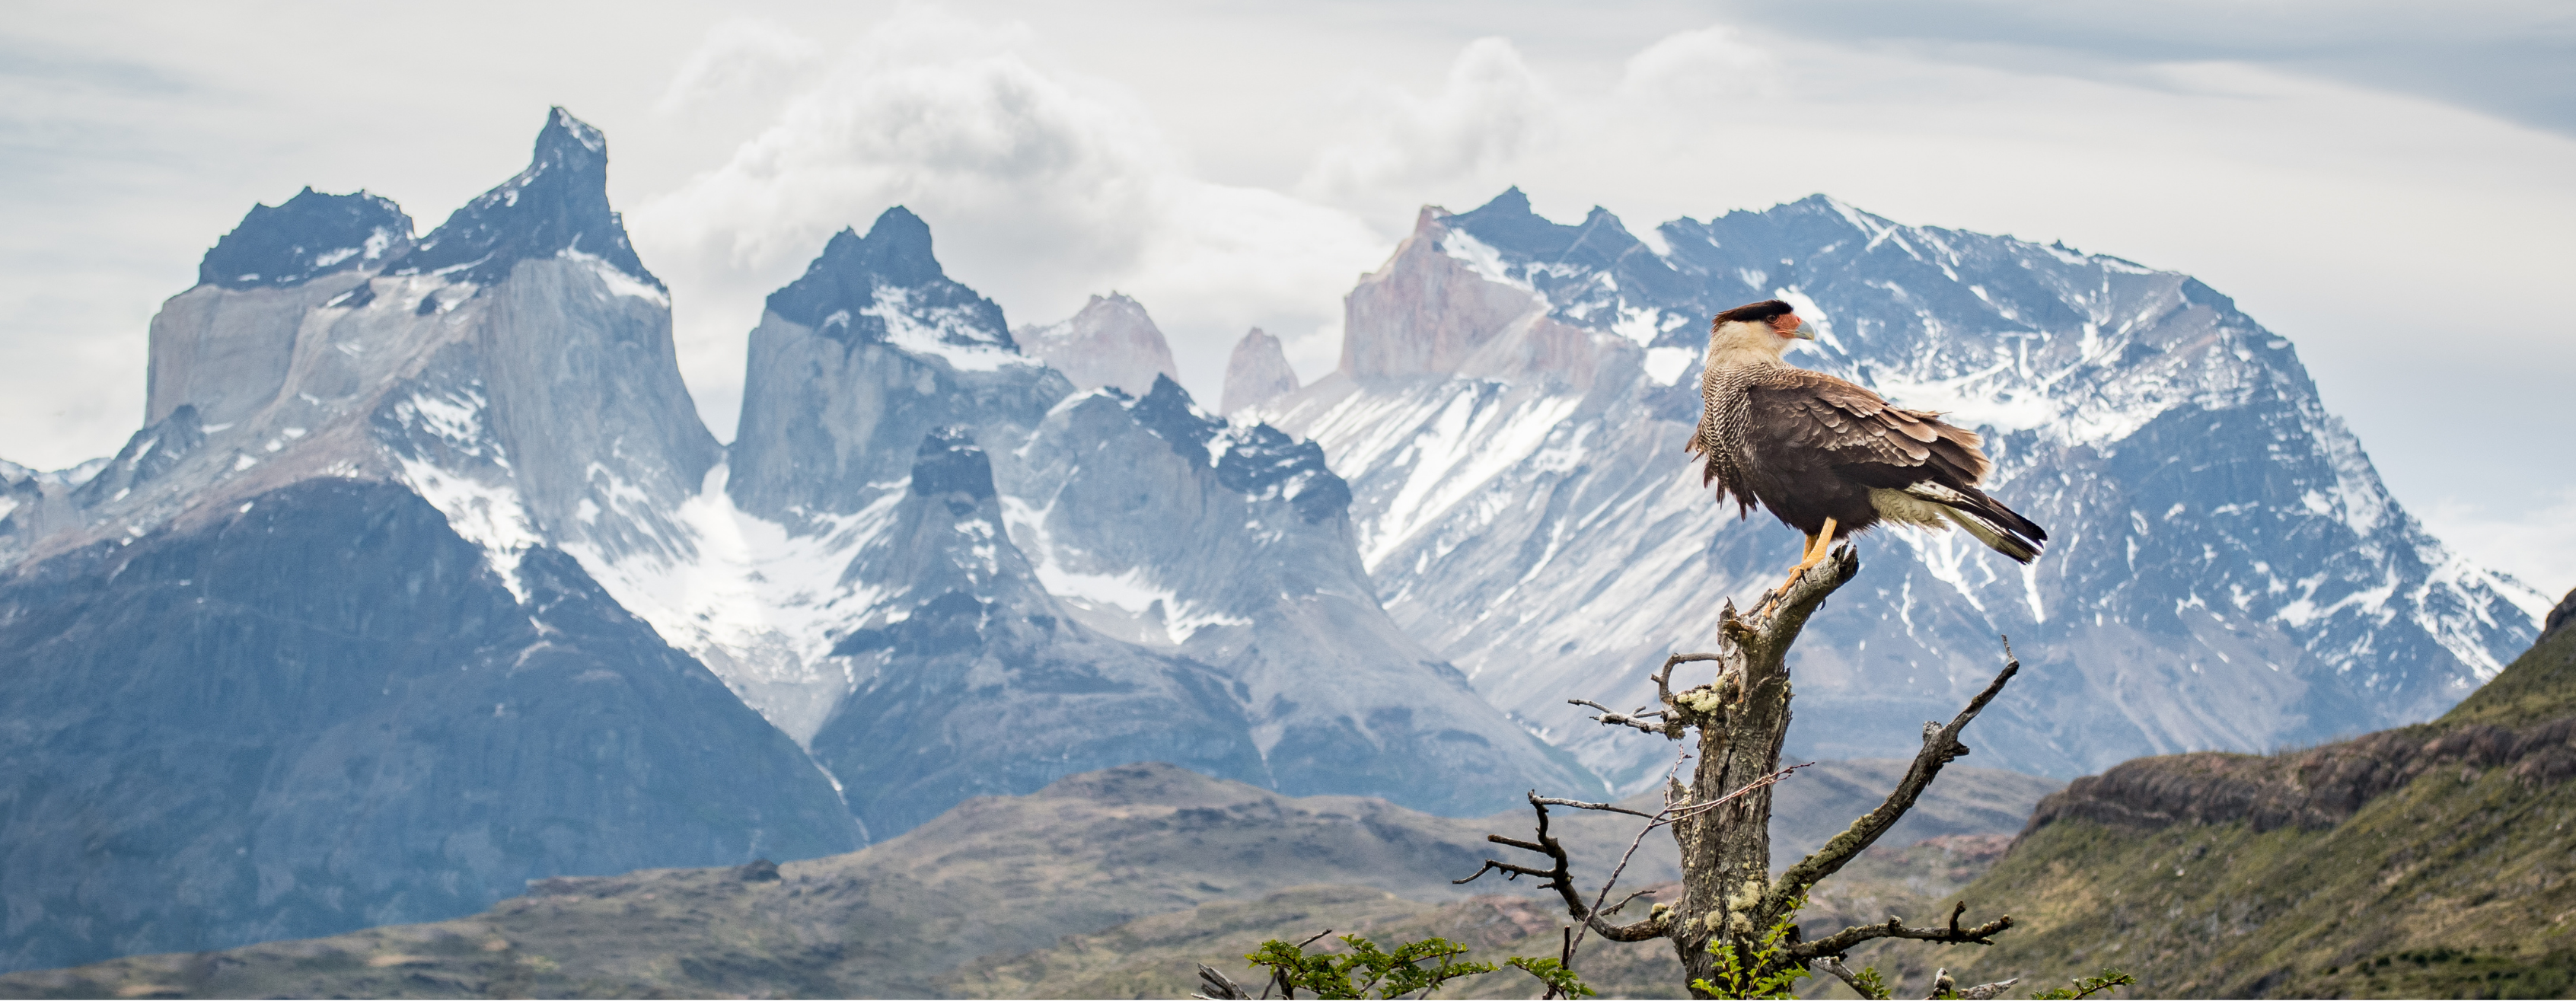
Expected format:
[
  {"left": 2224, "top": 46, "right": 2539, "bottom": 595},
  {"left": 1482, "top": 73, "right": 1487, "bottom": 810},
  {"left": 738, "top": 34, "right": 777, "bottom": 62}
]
[{"left": 5, "top": 0, "right": 2571, "bottom": 598}]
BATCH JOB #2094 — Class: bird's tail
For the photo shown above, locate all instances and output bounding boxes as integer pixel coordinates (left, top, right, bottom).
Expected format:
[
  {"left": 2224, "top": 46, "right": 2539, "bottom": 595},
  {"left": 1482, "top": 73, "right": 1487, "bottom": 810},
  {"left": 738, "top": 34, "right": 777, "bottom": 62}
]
[{"left": 1906, "top": 482, "right": 2047, "bottom": 563}]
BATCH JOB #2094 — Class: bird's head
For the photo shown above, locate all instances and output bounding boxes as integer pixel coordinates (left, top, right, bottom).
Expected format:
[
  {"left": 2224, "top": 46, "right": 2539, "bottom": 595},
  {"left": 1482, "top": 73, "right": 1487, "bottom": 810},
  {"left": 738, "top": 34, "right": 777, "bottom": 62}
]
[{"left": 1707, "top": 299, "right": 1815, "bottom": 361}]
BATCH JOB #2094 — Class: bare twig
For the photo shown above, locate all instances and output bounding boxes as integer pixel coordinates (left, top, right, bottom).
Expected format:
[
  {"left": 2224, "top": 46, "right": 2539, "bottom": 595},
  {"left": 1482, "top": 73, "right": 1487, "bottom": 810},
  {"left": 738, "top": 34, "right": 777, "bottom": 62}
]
[
  {"left": 1528, "top": 795, "right": 1657, "bottom": 819},
  {"left": 1573, "top": 652, "right": 1727, "bottom": 738},
  {"left": 1453, "top": 796, "right": 1668, "bottom": 942},
  {"left": 1768, "top": 636, "right": 2022, "bottom": 913},
  {"left": 1789, "top": 907, "right": 2015, "bottom": 958},
  {"left": 1956, "top": 977, "right": 2023, "bottom": 999}
]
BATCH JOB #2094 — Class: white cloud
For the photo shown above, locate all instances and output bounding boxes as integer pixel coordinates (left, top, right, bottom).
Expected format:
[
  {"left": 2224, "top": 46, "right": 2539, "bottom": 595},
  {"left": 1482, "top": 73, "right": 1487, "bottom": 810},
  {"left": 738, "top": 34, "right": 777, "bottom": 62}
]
[
  {"left": 631, "top": 8, "right": 1384, "bottom": 435},
  {"left": 652, "top": 17, "right": 825, "bottom": 117},
  {"left": 1296, "top": 37, "right": 1559, "bottom": 222},
  {"left": 1618, "top": 25, "right": 1779, "bottom": 101}
]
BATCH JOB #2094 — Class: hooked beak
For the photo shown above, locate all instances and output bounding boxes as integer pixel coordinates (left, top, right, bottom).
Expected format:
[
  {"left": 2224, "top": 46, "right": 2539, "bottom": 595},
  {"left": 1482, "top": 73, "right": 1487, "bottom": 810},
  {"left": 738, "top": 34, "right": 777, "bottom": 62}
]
[{"left": 1791, "top": 321, "right": 1816, "bottom": 341}]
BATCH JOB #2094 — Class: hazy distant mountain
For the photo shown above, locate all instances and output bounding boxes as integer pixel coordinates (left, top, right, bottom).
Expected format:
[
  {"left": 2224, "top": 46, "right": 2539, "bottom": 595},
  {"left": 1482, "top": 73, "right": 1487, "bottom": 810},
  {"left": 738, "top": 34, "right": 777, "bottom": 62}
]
[{"left": 1012, "top": 292, "right": 1183, "bottom": 396}]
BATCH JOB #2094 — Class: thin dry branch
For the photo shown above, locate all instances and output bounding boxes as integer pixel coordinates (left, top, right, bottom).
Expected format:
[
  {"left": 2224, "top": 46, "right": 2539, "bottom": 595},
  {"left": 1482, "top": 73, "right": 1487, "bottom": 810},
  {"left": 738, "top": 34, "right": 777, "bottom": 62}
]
[
  {"left": 1791, "top": 901, "right": 2014, "bottom": 959},
  {"left": 1528, "top": 795, "right": 1657, "bottom": 819},
  {"left": 1767, "top": 637, "right": 2023, "bottom": 912},
  {"left": 1566, "top": 700, "right": 1667, "bottom": 735},
  {"left": 1570, "top": 650, "right": 1723, "bottom": 739},
  {"left": 1453, "top": 796, "right": 1668, "bottom": 942}
]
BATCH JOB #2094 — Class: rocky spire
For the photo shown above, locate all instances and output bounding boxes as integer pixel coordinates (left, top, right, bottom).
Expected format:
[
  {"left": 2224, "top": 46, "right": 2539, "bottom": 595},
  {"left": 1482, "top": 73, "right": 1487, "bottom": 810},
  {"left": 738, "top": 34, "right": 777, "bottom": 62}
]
[
  {"left": 1013, "top": 292, "right": 1181, "bottom": 396},
  {"left": 391, "top": 107, "right": 658, "bottom": 289},
  {"left": 1220, "top": 328, "right": 1299, "bottom": 415}
]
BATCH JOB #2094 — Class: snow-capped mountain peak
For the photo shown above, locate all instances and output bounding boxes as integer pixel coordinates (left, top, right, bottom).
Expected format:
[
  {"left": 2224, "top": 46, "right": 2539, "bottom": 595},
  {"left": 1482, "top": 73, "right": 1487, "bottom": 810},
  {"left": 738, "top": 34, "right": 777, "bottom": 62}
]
[
  {"left": 393, "top": 107, "right": 658, "bottom": 290},
  {"left": 765, "top": 208, "right": 1016, "bottom": 355},
  {"left": 1256, "top": 187, "right": 2548, "bottom": 788}
]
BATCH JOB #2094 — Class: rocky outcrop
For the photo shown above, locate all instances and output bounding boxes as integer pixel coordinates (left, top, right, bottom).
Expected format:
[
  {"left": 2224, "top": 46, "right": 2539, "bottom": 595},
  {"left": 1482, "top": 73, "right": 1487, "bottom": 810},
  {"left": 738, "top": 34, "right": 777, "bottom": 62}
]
[
  {"left": 2020, "top": 714, "right": 2576, "bottom": 838},
  {"left": 1014, "top": 292, "right": 1181, "bottom": 396},
  {"left": 1220, "top": 327, "right": 1299, "bottom": 415}
]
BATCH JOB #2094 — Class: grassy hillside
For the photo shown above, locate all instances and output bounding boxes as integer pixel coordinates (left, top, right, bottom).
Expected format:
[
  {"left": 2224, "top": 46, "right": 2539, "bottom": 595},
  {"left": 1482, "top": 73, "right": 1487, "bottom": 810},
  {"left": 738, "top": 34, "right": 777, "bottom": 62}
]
[
  {"left": 1844, "top": 606, "right": 2576, "bottom": 999},
  {"left": 0, "top": 760, "right": 2053, "bottom": 999}
]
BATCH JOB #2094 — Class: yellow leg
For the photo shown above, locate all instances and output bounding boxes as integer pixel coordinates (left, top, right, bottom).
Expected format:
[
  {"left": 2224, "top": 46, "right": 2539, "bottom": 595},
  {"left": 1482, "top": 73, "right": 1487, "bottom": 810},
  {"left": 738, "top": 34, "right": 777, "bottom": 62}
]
[{"left": 1777, "top": 516, "right": 1840, "bottom": 595}]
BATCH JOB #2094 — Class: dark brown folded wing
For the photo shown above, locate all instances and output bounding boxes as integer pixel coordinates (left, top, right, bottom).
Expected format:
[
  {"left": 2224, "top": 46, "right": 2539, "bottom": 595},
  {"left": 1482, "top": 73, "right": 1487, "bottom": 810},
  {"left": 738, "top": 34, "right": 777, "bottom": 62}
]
[{"left": 1747, "top": 369, "right": 1993, "bottom": 489}]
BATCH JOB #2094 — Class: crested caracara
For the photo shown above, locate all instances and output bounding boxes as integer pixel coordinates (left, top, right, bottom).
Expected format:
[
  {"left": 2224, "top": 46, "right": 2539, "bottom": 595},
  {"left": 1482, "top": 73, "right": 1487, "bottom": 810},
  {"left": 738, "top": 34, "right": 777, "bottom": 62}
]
[{"left": 1688, "top": 299, "right": 2047, "bottom": 593}]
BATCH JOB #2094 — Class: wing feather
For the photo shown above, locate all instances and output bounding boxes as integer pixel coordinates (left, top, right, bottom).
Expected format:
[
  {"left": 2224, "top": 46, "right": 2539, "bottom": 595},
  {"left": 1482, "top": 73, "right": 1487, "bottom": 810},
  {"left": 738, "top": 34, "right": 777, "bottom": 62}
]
[
  {"left": 1736, "top": 368, "right": 2045, "bottom": 556},
  {"left": 1750, "top": 371, "right": 1982, "bottom": 481}
]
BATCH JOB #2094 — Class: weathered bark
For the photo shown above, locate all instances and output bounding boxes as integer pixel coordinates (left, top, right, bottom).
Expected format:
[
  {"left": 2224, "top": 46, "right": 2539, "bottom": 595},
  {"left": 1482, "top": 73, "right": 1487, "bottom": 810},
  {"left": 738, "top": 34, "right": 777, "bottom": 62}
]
[
  {"left": 1659, "top": 544, "right": 1856, "bottom": 990},
  {"left": 1468, "top": 544, "right": 2026, "bottom": 998}
]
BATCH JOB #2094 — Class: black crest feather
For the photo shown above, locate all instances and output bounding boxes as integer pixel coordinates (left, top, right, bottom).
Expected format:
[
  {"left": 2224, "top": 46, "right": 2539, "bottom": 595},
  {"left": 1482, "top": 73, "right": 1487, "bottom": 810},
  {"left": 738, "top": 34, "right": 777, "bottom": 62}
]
[{"left": 1713, "top": 299, "right": 1794, "bottom": 326}]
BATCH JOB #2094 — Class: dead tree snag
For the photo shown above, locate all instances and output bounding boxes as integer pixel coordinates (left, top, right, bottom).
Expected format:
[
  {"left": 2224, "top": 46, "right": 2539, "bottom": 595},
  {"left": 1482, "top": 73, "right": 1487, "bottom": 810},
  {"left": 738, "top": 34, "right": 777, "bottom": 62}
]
[{"left": 1459, "top": 544, "right": 2029, "bottom": 999}]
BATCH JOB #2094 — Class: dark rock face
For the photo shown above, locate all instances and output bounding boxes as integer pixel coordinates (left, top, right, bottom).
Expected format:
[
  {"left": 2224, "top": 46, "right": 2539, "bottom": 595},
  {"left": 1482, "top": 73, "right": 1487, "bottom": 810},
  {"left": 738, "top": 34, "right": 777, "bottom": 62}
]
[
  {"left": 197, "top": 188, "right": 413, "bottom": 290},
  {"left": 0, "top": 480, "right": 857, "bottom": 974},
  {"left": 907, "top": 426, "right": 999, "bottom": 501},
  {"left": 391, "top": 107, "right": 658, "bottom": 289},
  {"left": 762, "top": 208, "right": 1012, "bottom": 351}
]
